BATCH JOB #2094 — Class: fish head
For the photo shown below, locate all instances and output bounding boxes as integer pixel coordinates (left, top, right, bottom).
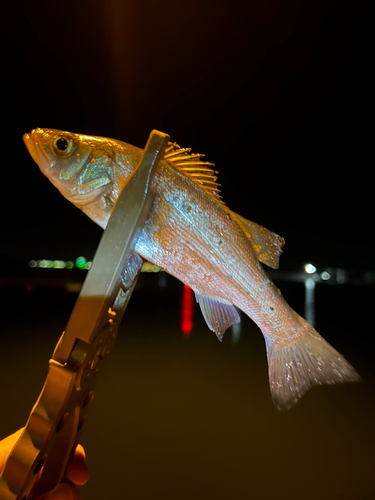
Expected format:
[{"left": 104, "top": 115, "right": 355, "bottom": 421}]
[
  {"left": 23, "top": 128, "right": 126, "bottom": 206},
  {"left": 24, "top": 128, "right": 143, "bottom": 228},
  {"left": 23, "top": 128, "right": 117, "bottom": 206}
]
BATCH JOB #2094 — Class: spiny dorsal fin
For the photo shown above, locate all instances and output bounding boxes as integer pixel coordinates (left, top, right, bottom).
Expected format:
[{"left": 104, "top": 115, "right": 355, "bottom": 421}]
[{"left": 164, "top": 142, "right": 225, "bottom": 205}]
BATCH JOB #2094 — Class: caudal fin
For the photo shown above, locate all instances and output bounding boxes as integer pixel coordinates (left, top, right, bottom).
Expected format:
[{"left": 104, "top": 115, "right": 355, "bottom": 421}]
[{"left": 265, "top": 322, "right": 360, "bottom": 410}]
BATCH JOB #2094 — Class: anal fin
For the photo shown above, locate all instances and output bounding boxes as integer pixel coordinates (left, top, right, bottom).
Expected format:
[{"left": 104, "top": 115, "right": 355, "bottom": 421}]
[{"left": 195, "top": 293, "right": 240, "bottom": 341}]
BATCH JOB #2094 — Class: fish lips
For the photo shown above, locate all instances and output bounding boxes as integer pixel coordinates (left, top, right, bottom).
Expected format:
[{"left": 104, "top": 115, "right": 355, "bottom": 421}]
[
  {"left": 23, "top": 132, "right": 39, "bottom": 164},
  {"left": 23, "top": 129, "right": 53, "bottom": 170}
]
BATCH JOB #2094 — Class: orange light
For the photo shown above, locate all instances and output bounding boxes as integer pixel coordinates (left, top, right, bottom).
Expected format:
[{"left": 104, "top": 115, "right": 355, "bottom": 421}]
[{"left": 181, "top": 285, "right": 194, "bottom": 336}]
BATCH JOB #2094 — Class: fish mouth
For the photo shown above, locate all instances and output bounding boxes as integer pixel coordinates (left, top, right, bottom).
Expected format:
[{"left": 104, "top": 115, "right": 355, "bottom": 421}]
[
  {"left": 23, "top": 131, "right": 40, "bottom": 164},
  {"left": 23, "top": 128, "right": 56, "bottom": 170}
]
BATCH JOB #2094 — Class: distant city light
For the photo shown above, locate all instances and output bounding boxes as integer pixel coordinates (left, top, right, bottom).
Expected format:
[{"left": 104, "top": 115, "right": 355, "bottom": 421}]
[
  {"left": 37, "top": 259, "right": 53, "bottom": 268},
  {"left": 27, "top": 258, "right": 88, "bottom": 271},
  {"left": 142, "top": 262, "right": 161, "bottom": 272},
  {"left": 140, "top": 262, "right": 160, "bottom": 273},
  {"left": 321, "top": 271, "right": 331, "bottom": 280},
  {"left": 304, "top": 263, "right": 317, "bottom": 274},
  {"left": 75, "top": 256, "right": 87, "bottom": 269},
  {"left": 28, "top": 257, "right": 161, "bottom": 273},
  {"left": 142, "top": 262, "right": 153, "bottom": 272},
  {"left": 52, "top": 260, "right": 65, "bottom": 269}
]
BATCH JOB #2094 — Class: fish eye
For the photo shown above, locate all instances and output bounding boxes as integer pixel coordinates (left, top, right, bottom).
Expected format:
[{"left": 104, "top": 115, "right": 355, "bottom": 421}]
[{"left": 52, "top": 136, "right": 75, "bottom": 157}]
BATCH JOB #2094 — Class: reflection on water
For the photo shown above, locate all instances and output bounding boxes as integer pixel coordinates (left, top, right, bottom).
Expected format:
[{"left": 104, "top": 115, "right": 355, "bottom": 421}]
[
  {"left": 158, "top": 272, "right": 167, "bottom": 289},
  {"left": 179, "top": 285, "right": 243, "bottom": 341},
  {"left": 181, "top": 284, "right": 194, "bottom": 336},
  {"left": 0, "top": 269, "right": 373, "bottom": 500},
  {"left": 304, "top": 277, "right": 316, "bottom": 327}
]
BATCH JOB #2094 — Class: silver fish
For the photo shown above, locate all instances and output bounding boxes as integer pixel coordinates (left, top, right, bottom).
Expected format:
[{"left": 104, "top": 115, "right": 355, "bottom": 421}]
[{"left": 23, "top": 128, "right": 359, "bottom": 409}]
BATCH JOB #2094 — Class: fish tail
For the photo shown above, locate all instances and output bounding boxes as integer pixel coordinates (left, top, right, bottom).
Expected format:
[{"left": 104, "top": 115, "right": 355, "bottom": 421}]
[{"left": 264, "top": 318, "right": 360, "bottom": 410}]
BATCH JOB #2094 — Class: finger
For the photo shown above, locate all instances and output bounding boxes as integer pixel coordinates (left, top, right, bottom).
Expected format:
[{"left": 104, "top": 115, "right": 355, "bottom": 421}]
[
  {"left": 65, "top": 444, "right": 89, "bottom": 486},
  {"left": 0, "top": 428, "right": 24, "bottom": 472}
]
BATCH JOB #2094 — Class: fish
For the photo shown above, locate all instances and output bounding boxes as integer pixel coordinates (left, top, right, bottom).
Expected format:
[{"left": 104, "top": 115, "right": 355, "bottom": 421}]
[{"left": 23, "top": 128, "right": 360, "bottom": 409}]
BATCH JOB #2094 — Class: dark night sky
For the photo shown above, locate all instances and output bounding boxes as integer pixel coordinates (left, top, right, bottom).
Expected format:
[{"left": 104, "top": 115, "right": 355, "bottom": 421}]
[
  {"left": 1, "top": 0, "right": 374, "bottom": 272},
  {"left": 1, "top": 5, "right": 374, "bottom": 498}
]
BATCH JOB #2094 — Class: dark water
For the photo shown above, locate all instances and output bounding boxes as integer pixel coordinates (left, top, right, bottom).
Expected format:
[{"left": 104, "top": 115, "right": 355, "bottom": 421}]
[{"left": 0, "top": 275, "right": 374, "bottom": 500}]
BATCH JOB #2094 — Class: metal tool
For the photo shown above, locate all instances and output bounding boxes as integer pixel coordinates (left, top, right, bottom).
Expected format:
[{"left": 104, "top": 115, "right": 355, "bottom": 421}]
[{"left": 0, "top": 130, "right": 170, "bottom": 500}]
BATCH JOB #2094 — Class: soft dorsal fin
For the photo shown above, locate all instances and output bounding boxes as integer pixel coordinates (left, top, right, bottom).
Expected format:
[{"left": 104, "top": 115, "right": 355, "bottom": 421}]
[
  {"left": 195, "top": 293, "right": 240, "bottom": 341},
  {"left": 164, "top": 142, "right": 225, "bottom": 205},
  {"left": 230, "top": 212, "right": 285, "bottom": 269}
]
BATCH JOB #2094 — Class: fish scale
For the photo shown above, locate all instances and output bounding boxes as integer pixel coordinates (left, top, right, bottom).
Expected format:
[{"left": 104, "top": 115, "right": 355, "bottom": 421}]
[{"left": 22, "top": 128, "right": 360, "bottom": 409}]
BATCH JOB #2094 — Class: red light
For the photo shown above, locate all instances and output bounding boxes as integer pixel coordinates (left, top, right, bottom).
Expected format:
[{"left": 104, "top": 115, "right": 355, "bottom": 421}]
[{"left": 181, "top": 284, "right": 194, "bottom": 336}]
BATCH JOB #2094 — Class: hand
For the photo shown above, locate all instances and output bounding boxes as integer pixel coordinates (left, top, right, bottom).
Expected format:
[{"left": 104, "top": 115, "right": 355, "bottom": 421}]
[{"left": 0, "top": 429, "right": 89, "bottom": 500}]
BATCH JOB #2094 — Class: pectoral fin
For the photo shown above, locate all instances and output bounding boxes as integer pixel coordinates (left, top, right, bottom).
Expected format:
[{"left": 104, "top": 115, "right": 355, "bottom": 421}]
[
  {"left": 195, "top": 293, "right": 240, "bottom": 341},
  {"left": 120, "top": 252, "right": 143, "bottom": 288},
  {"left": 230, "top": 211, "right": 285, "bottom": 269}
]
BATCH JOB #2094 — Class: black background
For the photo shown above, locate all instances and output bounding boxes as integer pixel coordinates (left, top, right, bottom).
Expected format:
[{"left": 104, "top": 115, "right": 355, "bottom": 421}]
[
  {"left": 1, "top": 2, "right": 374, "bottom": 500},
  {"left": 2, "top": 0, "right": 374, "bottom": 270}
]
